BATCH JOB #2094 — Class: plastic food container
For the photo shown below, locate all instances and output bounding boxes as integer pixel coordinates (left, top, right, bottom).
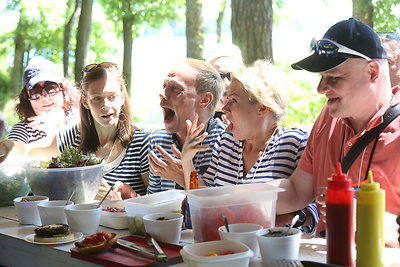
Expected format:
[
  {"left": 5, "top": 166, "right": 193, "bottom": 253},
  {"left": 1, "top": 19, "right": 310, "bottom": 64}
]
[
  {"left": 186, "top": 183, "right": 283, "bottom": 242},
  {"left": 180, "top": 239, "right": 254, "bottom": 267},
  {"left": 100, "top": 200, "right": 128, "bottom": 230},
  {"left": 13, "top": 195, "right": 49, "bottom": 225},
  {"left": 125, "top": 190, "right": 185, "bottom": 236},
  {"left": 26, "top": 162, "right": 105, "bottom": 204},
  {"left": 65, "top": 203, "right": 101, "bottom": 234},
  {"left": 0, "top": 160, "right": 31, "bottom": 207}
]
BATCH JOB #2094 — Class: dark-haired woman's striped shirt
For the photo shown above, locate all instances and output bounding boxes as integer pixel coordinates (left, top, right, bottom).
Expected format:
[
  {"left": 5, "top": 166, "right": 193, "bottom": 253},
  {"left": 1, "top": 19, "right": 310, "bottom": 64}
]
[{"left": 57, "top": 124, "right": 150, "bottom": 196}]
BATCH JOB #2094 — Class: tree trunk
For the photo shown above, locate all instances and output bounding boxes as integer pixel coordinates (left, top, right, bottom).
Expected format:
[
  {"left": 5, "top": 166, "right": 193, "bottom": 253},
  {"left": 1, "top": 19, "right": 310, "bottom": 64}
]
[
  {"left": 186, "top": 0, "right": 204, "bottom": 60},
  {"left": 122, "top": 15, "right": 134, "bottom": 95},
  {"left": 216, "top": 0, "right": 227, "bottom": 43},
  {"left": 231, "top": 0, "right": 273, "bottom": 65},
  {"left": 352, "top": 0, "right": 373, "bottom": 28},
  {"left": 74, "top": 0, "right": 93, "bottom": 84},
  {"left": 10, "top": 19, "right": 26, "bottom": 95},
  {"left": 64, "top": 0, "right": 82, "bottom": 78}
]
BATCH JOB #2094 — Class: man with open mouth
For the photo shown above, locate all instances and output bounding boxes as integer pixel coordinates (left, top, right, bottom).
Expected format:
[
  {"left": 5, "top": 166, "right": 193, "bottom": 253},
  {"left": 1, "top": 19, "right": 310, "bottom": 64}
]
[{"left": 147, "top": 59, "right": 226, "bottom": 195}]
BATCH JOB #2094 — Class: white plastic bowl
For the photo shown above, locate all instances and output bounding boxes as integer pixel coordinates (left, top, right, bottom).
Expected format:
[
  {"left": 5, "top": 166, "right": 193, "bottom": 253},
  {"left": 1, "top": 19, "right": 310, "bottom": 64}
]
[
  {"left": 180, "top": 239, "right": 254, "bottom": 267},
  {"left": 143, "top": 212, "right": 183, "bottom": 245},
  {"left": 13, "top": 196, "right": 49, "bottom": 225},
  {"left": 37, "top": 200, "right": 73, "bottom": 225},
  {"left": 100, "top": 200, "right": 128, "bottom": 230},
  {"left": 64, "top": 203, "right": 101, "bottom": 234}
]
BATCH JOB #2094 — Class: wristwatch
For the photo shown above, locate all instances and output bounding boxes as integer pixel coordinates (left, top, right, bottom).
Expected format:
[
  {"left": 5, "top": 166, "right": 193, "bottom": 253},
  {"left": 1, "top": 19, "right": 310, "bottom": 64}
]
[{"left": 293, "top": 209, "right": 307, "bottom": 228}]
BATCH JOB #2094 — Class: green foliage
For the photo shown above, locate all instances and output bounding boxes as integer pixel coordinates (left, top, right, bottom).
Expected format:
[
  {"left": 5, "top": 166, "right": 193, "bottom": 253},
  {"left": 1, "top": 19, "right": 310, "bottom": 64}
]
[
  {"left": 373, "top": 0, "right": 400, "bottom": 32},
  {"left": 275, "top": 61, "right": 325, "bottom": 129},
  {"left": 99, "top": 0, "right": 185, "bottom": 39}
]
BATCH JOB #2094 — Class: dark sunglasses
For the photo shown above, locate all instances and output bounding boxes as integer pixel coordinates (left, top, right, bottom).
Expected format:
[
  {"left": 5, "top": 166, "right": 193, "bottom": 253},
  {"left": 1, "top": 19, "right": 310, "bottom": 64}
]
[
  {"left": 82, "top": 62, "right": 118, "bottom": 74},
  {"left": 311, "top": 39, "right": 371, "bottom": 61},
  {"left": 28, "top": 82, "right": 62, "bottom": 101},
  {"left": 377, "top": 32, "right": 400, "bottom": 40},
  {"left": 219, "top": 72, "right": 232, "bottom": 81}
]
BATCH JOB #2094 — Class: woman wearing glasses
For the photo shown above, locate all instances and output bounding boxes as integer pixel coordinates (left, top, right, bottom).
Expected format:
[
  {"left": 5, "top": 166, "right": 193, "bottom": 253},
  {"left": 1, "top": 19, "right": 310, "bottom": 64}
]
[
  {"left": 57, "top": 62, "right": 150, "bottom": 199},
  {"left": 6, "top": 59, "right": 79, "bottom": 158}
]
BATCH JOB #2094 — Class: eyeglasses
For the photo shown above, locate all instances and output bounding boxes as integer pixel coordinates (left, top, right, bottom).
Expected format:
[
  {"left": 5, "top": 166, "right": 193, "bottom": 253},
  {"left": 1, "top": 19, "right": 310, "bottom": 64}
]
[
  {"left": 311, "top": 39, "right": 372, "bottom": 61},
  {"left": 82, "top": 62, "right": 118, "bottom": 74},
  {"left": 219, "top": 72, "right": 232, "bottom": 81},
  {"left": 28, "top": 82, "right": 62, "bottom": 101},
  {"left": 377, "top": 32, "right": 400, "bottom": 41}
]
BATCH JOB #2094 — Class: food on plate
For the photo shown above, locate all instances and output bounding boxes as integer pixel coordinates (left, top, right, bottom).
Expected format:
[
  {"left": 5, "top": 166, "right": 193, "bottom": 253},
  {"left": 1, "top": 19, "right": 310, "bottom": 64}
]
[
  {"left": 102, "top": 207, "right": 125, "bottom": 213},
  {"left": 35, "top": 148, "right": 102, "bottom": 169},
  {"left": 205, "top": 251, "right": 235, "bottom": 256},
  {"left": 74, "top": 231, "right": 117, "bottom": 254},
  {"left": 34, "top": 224, "right": 74, "bottom": 243}
]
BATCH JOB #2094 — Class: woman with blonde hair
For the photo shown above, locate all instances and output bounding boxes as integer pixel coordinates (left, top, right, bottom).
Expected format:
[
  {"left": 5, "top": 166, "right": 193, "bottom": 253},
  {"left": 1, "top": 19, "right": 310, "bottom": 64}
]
[{"left": 170, "top": 60, "right": 318, "bottom": 233}]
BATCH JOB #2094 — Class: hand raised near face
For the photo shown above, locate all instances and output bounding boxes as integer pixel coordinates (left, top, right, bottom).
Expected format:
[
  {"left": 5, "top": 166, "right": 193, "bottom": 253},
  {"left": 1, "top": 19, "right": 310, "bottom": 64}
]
[{"left": 149, "top": 144, "right": 185, "bottom": 186}]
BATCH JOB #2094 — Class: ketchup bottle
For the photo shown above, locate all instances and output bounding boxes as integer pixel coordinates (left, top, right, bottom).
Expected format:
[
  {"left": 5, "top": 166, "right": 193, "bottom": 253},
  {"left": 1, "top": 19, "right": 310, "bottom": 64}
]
[
  {"left": 326, "top": 163, "right": 354, "bottom": 266},
  {"left": 356, "top": 171, "right": 385, "bottom": 267}
]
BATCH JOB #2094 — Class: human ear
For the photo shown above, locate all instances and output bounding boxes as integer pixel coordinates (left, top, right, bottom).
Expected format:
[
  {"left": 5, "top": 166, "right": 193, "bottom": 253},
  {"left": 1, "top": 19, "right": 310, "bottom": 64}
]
[
  {"left": 81, "top": 95, "right": 90, "bottom": 109},
  {"left": 368, "top": 61, "right": 380, "bottom": 81},
  {"left": 199, "top": 92, "right": 213, "bottom": 109},
  {"left": 258, "top": 104, "right": 270, "bottom": 115}
]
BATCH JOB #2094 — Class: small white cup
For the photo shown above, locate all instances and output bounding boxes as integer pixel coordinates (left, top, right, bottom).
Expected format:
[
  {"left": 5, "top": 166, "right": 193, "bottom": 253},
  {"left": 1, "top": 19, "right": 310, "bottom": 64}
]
[
  {"left": 13, "top": 196, "right": 49, "bottom": 225},
  {"left": 218, "top": 223, "right": 264, "bottom": 260},
  {"left": 38, "top": 200, "right": 73, "bottom": 225},
  {"left": 257, "top": 227, "right": 301, "bottom": 266},
  {"left": 64, "top": 203, "right": 101, "bottom": 234},
  {"left": 143, "top": 212, "right": 183, "bottom": 245}
]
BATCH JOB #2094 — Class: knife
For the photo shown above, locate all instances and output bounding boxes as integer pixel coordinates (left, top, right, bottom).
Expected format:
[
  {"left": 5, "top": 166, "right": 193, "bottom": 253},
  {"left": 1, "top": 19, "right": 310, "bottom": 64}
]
[{"left": 116, "top": 239, "right": 168, "bottom": 262}]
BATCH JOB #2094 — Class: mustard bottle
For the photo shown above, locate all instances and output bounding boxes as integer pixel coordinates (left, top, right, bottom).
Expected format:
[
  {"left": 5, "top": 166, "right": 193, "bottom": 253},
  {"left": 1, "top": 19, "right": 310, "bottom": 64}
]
[{"left": 356, "top": 171, "right": 385, "bottom": 267}]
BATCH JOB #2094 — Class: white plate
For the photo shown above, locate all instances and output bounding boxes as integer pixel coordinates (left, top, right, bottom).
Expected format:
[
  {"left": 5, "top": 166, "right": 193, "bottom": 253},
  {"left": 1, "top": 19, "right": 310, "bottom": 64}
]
[{"left": 24, "top": 231, "right": 83, "bottom": 245}]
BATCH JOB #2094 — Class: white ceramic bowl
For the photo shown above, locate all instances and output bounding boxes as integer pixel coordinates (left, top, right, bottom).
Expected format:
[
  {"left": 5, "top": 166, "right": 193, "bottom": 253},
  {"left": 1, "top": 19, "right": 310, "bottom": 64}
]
[
  {"left": 180, "top": 239, "right": 254, "bottom": 267},
  {"left": 64, "top": 203, "right": 101, "bottom": 234},
  {"left": 13, "top": 196, "right": 49, "bottom": 225},
  {"left": 143, "top": 212, "right": 183, "bottom": 245},
  {"left": 37, "top": 200, "right": 73, "bottom": 225},
  {"left": 218, "top": 223, "right": 264, "bottom": 260},
  {"left": 100, "top": 200, "right": 128, "bottom": 230},
  {"left": 257, "top": 227, "right": 301, "bottom": 266}
]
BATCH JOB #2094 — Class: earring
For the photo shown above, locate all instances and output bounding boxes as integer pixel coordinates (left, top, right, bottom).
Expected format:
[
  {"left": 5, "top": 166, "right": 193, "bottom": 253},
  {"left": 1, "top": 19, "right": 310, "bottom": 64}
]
[{"left": 118, "top": 110, "right": 126, "bottom": 122}]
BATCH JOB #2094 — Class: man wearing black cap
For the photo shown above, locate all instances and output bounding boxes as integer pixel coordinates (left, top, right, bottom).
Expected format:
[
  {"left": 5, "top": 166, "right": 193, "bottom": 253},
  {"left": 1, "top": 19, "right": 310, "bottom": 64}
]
[{"left": 269, "top": 18, "right": 400, "bottom": 248}]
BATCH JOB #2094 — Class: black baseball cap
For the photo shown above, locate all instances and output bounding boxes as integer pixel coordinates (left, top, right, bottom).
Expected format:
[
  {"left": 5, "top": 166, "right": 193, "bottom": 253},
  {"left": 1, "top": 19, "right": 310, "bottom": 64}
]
[
  {"left": 23, "top": 59, "right": 62, "bottom": 90},
  {"left": 291, "top": 18, "right": 387, "bottom": 73}
]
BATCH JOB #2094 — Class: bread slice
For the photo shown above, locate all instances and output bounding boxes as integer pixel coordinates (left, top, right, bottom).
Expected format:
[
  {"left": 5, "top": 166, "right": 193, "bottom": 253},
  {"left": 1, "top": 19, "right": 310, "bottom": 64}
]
[{"left": 34, "top": 231, "right": 75, "bottom": 243}]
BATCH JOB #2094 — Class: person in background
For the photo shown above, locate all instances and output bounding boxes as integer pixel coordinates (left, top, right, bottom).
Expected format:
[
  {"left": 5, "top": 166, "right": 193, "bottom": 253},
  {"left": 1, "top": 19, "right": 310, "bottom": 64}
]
[
  {"left": 268, "top": 18, "right": 400, "bottom": 247},
  {"left": 147, "top": 58, "right": 226, "bottom": 194},
  {"left": 175, "top": 60, "right": 318, "bottom": 233},
  {"left": 379, "top": 32, "right": 400, "bottom": 87},
  {"left": 0, "top": 112, "right": 8, "bottom": 139},
  {"left": 6, "top": 58, "right": 79, "bottom": 159},
  {"left": 207, "top": 44, "right": 244, "bottom": 121},
  {"left": 57, "top": 62, "right": 150, "bottom": 199}
]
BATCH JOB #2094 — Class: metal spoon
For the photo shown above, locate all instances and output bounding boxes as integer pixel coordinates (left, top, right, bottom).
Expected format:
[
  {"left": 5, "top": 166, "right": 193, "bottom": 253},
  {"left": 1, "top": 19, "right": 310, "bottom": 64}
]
[
  {"left": 221, "top": 212, "right": 230, "bottom": 232},
  {"left": 65, "top": 190, "right": 75, "bottom": 206},
  {"left": 284, "top": 214, "right": 300, "bottom": 235}
]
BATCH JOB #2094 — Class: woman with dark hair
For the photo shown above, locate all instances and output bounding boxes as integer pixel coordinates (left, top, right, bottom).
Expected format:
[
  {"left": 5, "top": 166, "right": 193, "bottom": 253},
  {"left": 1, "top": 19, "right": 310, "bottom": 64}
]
[
  {"left": 57, "top": 62, "right": 150, "bottom": 199},
  {"left": 7, "top": 59, "right": 79, "bottom": 158}
]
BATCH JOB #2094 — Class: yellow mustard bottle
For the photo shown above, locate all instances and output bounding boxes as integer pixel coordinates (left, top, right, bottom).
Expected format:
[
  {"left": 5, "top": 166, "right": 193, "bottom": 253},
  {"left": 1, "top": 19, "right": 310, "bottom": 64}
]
[{"left": 356, "top": 171, "right": 385, "bottom": 267}]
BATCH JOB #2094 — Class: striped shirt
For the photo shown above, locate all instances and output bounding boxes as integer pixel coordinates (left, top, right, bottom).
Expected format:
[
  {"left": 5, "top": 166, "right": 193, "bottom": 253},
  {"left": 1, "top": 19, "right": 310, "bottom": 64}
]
[
  {"left": 57, "top": 124, "right": 150, "bottom": 196},
  {"left": 147, "top": 118, "right": 226, "bottom": 194},
  {"left": 202, "top": 128, "right": 319, "bottom": 234},
  {"left": 7, "top": 109, "right": 79, "bottom": 144}
]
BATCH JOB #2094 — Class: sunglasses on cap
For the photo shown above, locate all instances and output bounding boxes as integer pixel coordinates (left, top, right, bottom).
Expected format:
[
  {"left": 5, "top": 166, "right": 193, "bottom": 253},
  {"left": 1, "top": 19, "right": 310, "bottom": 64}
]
[
  {"left": 312, "top": 39, "right": 372, "bottom": 61},
  {"left": 28, "top": 82, "right": 62, "bottom": 101},
  {"left": 377, "top": 32, "right": 400, "bottom": 41},
  {"left": 82, "top": 62, "right": 118, "bottom": 74},
  {"left": 219, "top": 72, "right": 232, "bottom": 81}
]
